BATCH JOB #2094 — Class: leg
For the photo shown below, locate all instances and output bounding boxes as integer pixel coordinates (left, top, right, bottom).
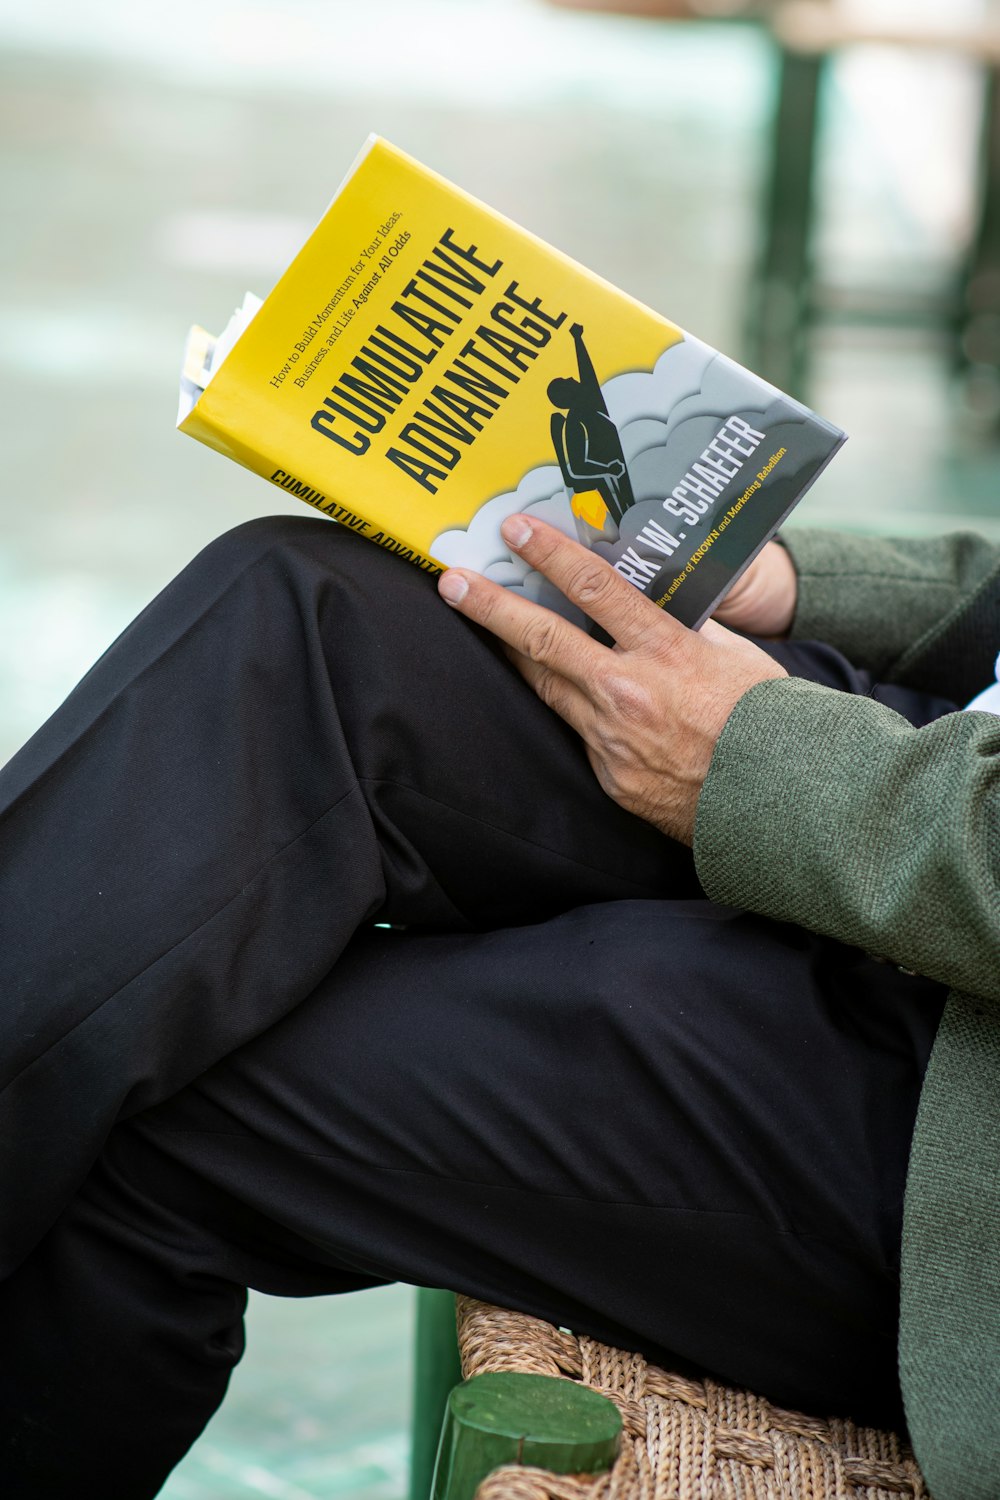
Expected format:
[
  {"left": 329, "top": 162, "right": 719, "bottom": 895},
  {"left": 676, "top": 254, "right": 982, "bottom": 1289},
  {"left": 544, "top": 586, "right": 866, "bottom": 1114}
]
[
  {"left": 0, "top": 513, "right": 955, "bottom": 1276},
  {"left": 0, "top": 902, "right": 946, "bottom": 1496},
  {"left": 0, "top": 517, "right": 694, "bottom": 1275},
  {"left": 759, "top": 635, "right": 961, "bottom": 726}
]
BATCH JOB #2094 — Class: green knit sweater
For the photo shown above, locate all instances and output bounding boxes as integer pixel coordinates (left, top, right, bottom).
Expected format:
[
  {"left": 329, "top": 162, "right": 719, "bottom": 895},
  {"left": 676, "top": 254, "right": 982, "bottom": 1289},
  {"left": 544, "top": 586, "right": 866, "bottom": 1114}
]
[{"left": 693, "top": 529, "right": 1000, "bottom": 1500}]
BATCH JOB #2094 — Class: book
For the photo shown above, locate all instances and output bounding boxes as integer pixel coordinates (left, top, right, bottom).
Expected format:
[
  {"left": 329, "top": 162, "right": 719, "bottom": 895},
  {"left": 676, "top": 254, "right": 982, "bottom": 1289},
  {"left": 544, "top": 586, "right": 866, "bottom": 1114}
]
[{"left": 178, "top": 135, "right": 845, "bottom": 629}]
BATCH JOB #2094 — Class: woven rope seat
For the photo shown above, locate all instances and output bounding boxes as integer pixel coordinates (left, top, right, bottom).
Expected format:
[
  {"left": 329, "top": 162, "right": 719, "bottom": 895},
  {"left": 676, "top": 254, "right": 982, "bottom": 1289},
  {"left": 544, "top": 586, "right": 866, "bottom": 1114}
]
[{"left": 455, "top": 1296, "right": 930, "bottom": 1500}]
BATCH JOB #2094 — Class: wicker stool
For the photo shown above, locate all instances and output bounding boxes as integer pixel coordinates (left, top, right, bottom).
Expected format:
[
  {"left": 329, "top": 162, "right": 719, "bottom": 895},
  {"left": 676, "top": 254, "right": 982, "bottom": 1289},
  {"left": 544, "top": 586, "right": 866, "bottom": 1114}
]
[{"left": 454, "top": 1296, "right": 930, "bottom": 1500}]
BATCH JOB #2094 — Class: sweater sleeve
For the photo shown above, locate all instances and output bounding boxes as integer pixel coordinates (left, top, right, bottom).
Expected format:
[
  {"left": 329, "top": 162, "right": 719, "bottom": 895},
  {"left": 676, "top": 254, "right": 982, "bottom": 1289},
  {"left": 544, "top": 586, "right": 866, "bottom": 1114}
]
[
  {"left": 693, "top": 676, "right": 1000, "bottom": 1005},
  {"left": 781, "top": 529, "right": 1000, "bottom": 686}
]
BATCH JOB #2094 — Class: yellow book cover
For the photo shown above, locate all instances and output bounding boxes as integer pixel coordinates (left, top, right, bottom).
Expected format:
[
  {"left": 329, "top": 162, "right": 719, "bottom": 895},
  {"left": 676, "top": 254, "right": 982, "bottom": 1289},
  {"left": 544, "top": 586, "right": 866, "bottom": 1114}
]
[{"left": 178, "top": 135, "right": 845, "bottom": 628}]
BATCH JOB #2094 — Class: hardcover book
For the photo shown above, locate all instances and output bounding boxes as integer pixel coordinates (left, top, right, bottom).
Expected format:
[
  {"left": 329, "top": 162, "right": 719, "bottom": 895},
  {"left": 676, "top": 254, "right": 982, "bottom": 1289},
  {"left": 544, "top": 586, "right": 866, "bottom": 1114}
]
[{"left": 178, "top": 136, "right": 845, "bottom": 628}]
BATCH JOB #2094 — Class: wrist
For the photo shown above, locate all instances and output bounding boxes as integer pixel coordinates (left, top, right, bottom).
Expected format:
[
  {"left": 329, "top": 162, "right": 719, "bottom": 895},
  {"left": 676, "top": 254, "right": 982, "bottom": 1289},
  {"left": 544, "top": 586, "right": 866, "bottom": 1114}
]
[{"left": 714, "top": 540, "right": 798, "bottom": 638}]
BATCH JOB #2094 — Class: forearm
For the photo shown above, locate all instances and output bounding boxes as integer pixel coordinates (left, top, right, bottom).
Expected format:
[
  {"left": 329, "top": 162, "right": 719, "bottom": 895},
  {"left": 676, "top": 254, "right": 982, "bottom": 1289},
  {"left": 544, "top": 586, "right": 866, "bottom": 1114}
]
[
  {"left": 783, "top": 528, "right": 1000, "bottom": 684},
  {"left": 694, "top": 676, "right": 1000, "bottom": 1005}
]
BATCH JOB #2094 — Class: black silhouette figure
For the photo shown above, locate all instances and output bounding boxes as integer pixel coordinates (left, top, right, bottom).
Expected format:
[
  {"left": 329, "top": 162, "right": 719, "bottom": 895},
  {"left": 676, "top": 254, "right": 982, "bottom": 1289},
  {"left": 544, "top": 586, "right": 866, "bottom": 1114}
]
[{"left": 548, "top": 322, "right": 634, "bottom": 529}]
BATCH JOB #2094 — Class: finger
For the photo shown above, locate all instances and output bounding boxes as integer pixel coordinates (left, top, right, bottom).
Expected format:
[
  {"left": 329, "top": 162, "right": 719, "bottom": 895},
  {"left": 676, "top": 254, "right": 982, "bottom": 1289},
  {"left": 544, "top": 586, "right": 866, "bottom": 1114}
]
[
  {"left": 499, "top": 514, "right": 680, "bottom": 655},
  {"left": 438, "top": 566, "right": 609, "bottom": 692},
  {"left": 505, "top": 647, "right": 598, "bottom": 739}
]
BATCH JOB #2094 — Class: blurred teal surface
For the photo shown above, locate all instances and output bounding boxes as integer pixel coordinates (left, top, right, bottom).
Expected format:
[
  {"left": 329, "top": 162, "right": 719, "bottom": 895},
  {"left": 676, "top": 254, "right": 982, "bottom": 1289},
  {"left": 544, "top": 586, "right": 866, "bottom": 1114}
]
[
  {"left": 160, "top": 1285, "right": 414, "bottom": 1500},
  {"left": 1, "top": 2, "right": 998, "bottom": 1495}
]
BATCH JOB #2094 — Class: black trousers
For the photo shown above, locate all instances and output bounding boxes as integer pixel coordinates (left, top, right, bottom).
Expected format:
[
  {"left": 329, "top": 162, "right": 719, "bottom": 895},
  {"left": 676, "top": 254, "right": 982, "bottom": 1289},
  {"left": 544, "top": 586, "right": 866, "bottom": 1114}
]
[{"left": 0, "top": 518, "right": 952, "bottom": 1497}]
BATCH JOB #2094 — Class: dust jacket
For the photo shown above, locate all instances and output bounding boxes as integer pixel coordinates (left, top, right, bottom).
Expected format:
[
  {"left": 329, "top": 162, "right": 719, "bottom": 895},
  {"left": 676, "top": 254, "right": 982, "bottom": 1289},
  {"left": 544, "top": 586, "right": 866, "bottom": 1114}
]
[{"left": 178, "top": 136, "right": 845, "bottom": 628}]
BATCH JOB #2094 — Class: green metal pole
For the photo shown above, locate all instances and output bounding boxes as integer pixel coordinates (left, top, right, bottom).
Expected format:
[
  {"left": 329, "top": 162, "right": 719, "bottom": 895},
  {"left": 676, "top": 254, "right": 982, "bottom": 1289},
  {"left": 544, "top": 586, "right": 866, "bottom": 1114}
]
[
  {"left": 745, "top": 43, "right": 823, "bottom": 397},
  {"left": 409, "top": 1289, "right": 464, "bottom": 1500},
  {"left": 958, "top": 67, "right": 1000, "bottom": 379}
]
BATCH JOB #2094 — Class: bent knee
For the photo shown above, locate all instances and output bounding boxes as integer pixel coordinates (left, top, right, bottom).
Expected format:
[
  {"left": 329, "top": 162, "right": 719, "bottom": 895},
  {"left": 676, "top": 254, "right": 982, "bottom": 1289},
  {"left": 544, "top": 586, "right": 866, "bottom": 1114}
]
[
  {"left": 194, "top": 513, "right": 425, "bottom": 597},
  {"left": 171, "top": 514, "right": 448, "bottom": 667},
  {"left": 184, "top": 514, "right": 377, "bottom": 599},
  {"left": 196, "top": 514, "right": 338, "bottom": 572}
]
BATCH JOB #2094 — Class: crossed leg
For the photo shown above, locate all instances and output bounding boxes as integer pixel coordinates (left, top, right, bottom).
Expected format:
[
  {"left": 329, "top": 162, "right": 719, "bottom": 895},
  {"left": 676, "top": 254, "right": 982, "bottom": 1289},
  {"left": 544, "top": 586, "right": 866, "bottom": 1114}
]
[
  {"left": 0, "top": 515, "right": 692, "bottom": 1278},
  {"left": 0, "top": 516, "right": 952, "bottom": 1495}
]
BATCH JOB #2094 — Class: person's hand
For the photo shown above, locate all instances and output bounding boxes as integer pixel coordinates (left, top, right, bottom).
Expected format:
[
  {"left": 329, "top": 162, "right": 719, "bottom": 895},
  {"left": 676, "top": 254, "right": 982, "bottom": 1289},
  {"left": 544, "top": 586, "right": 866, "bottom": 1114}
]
[
  {"left": 437, "top": 516, "right": 787, "bottom": 846},
  {"left": 712, "top": 540, "right": 798, "bottom": 638},
  {"left": 607, "top": 458, "right": 625, "bottom": 478}
]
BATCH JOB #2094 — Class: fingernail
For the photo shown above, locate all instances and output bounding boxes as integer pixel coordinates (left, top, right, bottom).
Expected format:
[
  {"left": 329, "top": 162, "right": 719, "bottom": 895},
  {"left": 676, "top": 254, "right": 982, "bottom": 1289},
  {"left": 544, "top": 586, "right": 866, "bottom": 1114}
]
[
  {"left": 501, "top": 516, "right": 532, "bottom": 549},
  {"left": 438, "top": 571, "right": 468, "bottom": 605}
]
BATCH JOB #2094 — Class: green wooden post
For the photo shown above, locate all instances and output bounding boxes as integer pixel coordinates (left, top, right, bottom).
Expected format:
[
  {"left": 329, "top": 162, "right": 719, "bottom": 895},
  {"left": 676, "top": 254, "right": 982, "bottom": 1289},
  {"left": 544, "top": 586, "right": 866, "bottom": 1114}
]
[
  {"left": 432, "top": 1372, "right": 622, "bottom": 1500},
  {"left": 410, "top": 1289, "right": 464, "bottom": 1500}
]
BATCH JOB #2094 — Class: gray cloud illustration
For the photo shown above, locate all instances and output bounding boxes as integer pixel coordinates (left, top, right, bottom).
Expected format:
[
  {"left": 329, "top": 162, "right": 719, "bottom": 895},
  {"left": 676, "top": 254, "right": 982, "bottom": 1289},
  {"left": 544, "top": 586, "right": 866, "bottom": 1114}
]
[{"left": 428, "top": 335, "right": 793, "bottom": 623}]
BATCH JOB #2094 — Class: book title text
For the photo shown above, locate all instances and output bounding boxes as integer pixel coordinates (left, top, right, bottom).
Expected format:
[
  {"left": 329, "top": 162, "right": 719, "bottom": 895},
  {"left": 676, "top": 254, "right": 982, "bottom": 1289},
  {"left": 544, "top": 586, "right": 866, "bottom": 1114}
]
[{"left": 308, "top": 228, "right": 566, "bottom": 493}]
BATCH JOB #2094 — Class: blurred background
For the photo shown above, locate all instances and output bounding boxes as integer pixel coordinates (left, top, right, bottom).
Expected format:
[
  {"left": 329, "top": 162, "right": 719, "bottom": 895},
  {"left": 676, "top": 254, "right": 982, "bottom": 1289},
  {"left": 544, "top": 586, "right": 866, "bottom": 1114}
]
[{"left": 2, "top": 0, "right": 999, "bottom": 1493}]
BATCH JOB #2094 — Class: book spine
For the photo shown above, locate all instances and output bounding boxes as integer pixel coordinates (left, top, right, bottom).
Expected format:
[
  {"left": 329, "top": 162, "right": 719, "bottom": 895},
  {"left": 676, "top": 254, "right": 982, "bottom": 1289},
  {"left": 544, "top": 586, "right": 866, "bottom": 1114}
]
[
  {"left": 183, "top": 405, "right": 443, "bottom": 576},
  {"left": 262, "top": 461, "right": 443, "bottom": 575}
]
